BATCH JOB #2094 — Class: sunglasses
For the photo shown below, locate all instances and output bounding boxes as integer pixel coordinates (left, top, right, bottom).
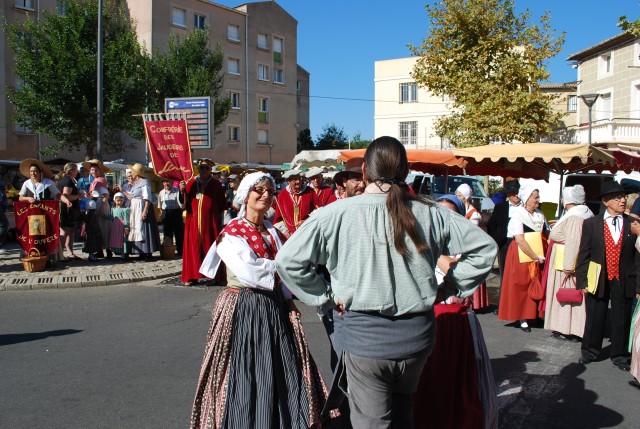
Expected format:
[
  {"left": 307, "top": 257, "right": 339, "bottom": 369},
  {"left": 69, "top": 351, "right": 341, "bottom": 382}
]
[{"left": 252, "top": 187, "right": 276, "bottom": 196}]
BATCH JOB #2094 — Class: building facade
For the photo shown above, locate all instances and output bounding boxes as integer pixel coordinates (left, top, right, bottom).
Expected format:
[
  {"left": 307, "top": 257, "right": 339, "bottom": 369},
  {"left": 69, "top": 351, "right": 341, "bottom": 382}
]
[
  {"left": 567, "top": 32, "right": 640, "bottom": 145},
  {"left": 374, "top": 57, "right": 453, "bottom": 150},
  {"left": 1, "top": 0, "right": 308, "bottom": 165}
]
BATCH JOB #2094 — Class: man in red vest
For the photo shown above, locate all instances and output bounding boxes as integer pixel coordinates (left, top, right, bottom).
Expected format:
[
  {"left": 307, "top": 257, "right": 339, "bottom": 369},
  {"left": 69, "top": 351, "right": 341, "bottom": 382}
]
[
  {"left": 273, "top": 169, "right": 315, "bottom": 237},
  {"left": 305, "top": 167, "right": 337, "bottom": 208},
  {"left": 576, "top": 181, "right": 639, "bottom": 371}
]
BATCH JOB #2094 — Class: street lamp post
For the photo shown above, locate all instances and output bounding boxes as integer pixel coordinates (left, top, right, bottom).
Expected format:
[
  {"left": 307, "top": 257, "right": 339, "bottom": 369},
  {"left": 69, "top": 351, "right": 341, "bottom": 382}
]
[
  {"left": 96, "top": 0, "right": 104, "bottom": 160},
  {"left": 580, "top": 93, "right": 600, "bottom": 145}
]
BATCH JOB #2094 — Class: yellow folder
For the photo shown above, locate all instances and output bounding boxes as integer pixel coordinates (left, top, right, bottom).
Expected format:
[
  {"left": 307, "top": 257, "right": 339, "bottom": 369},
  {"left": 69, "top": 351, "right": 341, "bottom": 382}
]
[
  {"left": 554, "top": 244, "right": 565, "bottom": 270},
  {"left": 518, "top": 231, "right": 544, "bottom": 263},
  {"left": 587, "top": 261, "right": 601, "bottom": 294}
]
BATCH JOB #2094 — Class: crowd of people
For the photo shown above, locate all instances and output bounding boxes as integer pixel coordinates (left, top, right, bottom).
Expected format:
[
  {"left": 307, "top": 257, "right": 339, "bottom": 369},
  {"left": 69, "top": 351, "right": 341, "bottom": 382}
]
[{"left": 12, "top": 142, "right": 640, "bottom": 427}]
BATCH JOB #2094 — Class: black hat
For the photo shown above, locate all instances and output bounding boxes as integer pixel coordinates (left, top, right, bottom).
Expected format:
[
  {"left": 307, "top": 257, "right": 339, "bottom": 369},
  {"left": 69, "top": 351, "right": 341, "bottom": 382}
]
[
  {"left": 596, "top": 181, "right": 625, "bottom": 199},
  {"left": 504, "top": 179, "right": 520, "bottom": 193}
]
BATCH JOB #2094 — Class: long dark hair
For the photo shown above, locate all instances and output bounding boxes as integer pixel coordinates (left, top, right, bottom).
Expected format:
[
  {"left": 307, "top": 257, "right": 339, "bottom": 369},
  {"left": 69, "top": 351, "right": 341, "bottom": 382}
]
[{"left": 364, "top": 136, "right": 430, "bottom": 255}]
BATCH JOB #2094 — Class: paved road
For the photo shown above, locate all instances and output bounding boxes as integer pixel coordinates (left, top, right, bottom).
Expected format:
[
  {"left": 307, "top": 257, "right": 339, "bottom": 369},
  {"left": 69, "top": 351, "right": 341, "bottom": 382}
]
[{"left": 1, "top": 280, "right": 639, "bottom": 428}]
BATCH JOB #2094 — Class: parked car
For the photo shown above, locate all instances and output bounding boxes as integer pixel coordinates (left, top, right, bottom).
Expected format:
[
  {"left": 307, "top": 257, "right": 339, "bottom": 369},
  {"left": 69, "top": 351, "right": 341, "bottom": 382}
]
[{"left": 406, "top": 173, "right": 495, "bottom": 213}]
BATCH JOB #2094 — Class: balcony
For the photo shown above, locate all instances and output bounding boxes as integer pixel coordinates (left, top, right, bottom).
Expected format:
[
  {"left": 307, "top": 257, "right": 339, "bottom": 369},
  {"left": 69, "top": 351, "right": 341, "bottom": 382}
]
[{"left": 573, "top": 120, "right": 640, "bottom": 144}]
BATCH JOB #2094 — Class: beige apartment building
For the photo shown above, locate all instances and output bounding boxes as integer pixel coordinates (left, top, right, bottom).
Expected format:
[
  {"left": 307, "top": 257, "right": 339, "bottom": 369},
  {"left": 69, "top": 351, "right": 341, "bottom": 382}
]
[
  {"left": 567, "top": 32, "right": 640, "bottom": 145},
  {"left": 539, "top": 81, "right": 578, "bottom": 143},
  {"left": 0, "top": 0, "right": 308, "bottom": 165},
  {"left": 374, "top": 57, "right": 453, "bottom": 150}
]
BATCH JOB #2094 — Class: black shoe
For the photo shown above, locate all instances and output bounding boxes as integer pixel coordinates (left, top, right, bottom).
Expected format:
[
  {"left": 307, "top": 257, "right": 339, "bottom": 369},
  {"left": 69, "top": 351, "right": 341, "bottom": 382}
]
[
  {"left": 520, "top": 326, "right": 531, "bottom": 333},
  {"left": 579, "top": 357, "right": 595, "bottom": 365},
  {"left": 88, "top": 255, "right": 98, "bottom": 262},
  {"left": 629, "top": 379, "right": 640, "bottom": 389},
  {"left": 493, "top": 307, "right": 499, "bottom": 315},
  {"left": 106, "top": 250, "right": 113, "bottom": 259},
  {"left": 614, "top": 362, "right": 631, "bottom": 371},
  {"left": 551, "top": 332, "right": 566, "bottom": 340},
  {"left": 95, "top": 250, "right": 105, "bottom": 258}
]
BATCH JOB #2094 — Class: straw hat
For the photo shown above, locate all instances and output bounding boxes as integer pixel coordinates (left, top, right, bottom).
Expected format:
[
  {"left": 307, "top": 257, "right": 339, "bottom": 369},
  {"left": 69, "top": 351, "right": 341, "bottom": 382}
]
[
  {"left": 81, "top": 159, "right": 111, "bottom": 173},
  {"left": 126, "top": 163, "right": 147, "bottom": 178},
  {"left": 19, "top": 158, "right": 53, "bottom": 179}
]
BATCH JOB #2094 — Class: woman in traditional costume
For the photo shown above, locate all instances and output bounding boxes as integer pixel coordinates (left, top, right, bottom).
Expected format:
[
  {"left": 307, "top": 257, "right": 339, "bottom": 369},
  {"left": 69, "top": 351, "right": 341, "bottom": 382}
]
[
  {"left": 192, "top": 172, "right": 334, "bottom": 429},
  {"left": 82, "top": 159, "right": 112, "bottom": 261},
  {"left": 123, "top": 163, "right": 160, "bottom": 261},
  {"left": 543, "top": 185, "right": 593, "bottom": 341},
  {"left": 498, "top": 186, "right": 548, "bottom": 332}
]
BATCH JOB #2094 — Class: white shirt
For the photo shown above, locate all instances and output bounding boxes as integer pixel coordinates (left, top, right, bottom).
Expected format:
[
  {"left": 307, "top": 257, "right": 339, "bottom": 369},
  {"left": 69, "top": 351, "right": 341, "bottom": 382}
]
[
  {"left": 507, "top": 207, "right": 546, "bottom": 238},
  {"left": 603, "top": 212, "right": 623, "bottom": 244}
]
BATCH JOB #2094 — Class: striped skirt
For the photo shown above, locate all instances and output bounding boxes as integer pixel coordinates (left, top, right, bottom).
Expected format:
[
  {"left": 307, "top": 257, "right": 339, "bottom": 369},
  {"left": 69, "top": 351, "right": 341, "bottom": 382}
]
[{"left": 191, "top": 287, "right": 334, "bottom": 429}]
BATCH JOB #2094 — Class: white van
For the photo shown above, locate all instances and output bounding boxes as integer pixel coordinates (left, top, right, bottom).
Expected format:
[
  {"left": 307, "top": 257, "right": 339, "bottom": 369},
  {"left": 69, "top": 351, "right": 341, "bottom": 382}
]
[{"left": 406, "top": 173, "right": 495, "bottom": 213}]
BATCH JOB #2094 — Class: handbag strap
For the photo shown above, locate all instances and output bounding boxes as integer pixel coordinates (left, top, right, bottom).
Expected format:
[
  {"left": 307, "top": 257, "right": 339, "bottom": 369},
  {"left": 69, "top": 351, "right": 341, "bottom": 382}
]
[{"left": 561, "top": 276, "right": 576, "bottom": 289}]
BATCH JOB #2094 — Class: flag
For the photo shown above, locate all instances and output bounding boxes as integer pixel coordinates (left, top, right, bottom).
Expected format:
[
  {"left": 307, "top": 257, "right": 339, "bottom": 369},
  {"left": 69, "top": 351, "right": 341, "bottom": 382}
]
[
  {"left": 14, "top": 200, "right": 60, "bottom": 255},
  {"left": 143, "top": 115, "right": 194, "bottom": 182}
]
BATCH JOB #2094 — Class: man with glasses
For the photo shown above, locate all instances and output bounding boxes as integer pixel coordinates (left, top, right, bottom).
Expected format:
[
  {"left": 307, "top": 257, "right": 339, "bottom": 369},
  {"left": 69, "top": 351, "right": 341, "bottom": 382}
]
[
  {"left": 273, "top": 169, "right": 316, "bottom": 237},
  {"left": 576, "top": 181, "right": 638, "bottom": 371},
  {"left": 179, "top": 158, "right": 227, "bottom": 286},
  {"left": 334, "top": 158, "right": 365, "bottom": 198}
]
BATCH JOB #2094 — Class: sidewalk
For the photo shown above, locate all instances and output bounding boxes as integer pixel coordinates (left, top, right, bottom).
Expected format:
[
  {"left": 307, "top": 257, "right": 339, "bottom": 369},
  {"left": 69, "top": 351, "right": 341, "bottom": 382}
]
[{"left": 0, "top": 241, "right": 182, "bottom": 291}]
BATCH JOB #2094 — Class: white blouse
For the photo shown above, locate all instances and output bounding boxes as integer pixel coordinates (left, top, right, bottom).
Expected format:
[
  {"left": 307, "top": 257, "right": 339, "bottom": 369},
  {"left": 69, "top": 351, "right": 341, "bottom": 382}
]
[{"left": 507, "top": 207, "right": 546, "bottom": 237}]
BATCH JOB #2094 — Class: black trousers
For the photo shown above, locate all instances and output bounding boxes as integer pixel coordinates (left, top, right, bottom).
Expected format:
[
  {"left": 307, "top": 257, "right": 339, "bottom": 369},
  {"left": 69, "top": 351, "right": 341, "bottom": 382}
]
[
  {"left": 495, "top": 240, "right": 511, "bottom": 303},
  {"left": 162, "top": 209, "right": 184, "bottom": 254},
  {"left": 581, "top": 278, "right": 632, "bottom": 364}
]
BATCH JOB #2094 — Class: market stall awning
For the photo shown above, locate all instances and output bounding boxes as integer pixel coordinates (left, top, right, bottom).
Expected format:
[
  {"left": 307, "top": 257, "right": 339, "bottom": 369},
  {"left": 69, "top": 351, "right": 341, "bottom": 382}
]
[
  {"left": 290, "top": 150, "right": 345, "bottom": 168},
  {"left": 339, "top": 149, "right": 468, "bottom": 175},
  {"left": 453, "top": 143, "right": 619, "bottom": 179}
]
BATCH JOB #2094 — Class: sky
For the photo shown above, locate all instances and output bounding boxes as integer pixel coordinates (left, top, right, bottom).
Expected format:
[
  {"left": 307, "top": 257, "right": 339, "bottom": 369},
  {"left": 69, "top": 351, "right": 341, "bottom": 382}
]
[{"left": 216, "top": 0, "right": 640, "bottom": 141}]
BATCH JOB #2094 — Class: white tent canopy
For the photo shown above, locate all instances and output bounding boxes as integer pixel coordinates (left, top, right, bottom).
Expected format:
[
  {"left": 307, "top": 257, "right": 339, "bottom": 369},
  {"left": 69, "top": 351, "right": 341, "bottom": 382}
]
[{"left": 290, "top": 150, "right": 344, "bottom": 169}]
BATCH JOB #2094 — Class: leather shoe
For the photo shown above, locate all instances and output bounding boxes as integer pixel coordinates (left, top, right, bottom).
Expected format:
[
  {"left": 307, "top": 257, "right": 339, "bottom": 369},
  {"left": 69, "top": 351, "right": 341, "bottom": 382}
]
[
  {"left": 614, "top": 362, "right": 631, "bottom": 371},
  {"left": 520, "top": 326, "right": 531, "bottom": 333},
  {"left": 579, "top": 357, "right": 594, "bottom": 365},
  {"left": 629, "top": 379, "right": 640, "bottom": 389},
  {"left": 493, "top": 308, "right": 499, "bottom": 315}
]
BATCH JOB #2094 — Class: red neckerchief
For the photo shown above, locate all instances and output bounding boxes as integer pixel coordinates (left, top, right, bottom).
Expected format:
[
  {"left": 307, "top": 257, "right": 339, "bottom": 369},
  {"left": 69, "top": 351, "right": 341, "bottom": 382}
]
[{"left": 218, "top": 218, "right": 281, "bottom": 260}]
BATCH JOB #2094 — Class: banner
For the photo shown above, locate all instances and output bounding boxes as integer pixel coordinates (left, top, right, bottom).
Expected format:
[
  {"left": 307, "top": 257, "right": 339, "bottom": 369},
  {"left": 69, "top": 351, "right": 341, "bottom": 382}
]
[
  {"left": 14, "top": 200, "right": 60, "bottom": 255},
  {"left": 143, "top": 115, "right": 194, "bottom": 182}
]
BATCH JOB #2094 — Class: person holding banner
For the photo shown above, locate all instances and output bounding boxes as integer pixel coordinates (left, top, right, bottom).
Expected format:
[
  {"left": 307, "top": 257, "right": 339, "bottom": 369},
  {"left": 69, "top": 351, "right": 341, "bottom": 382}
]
[
  {"left": 18, "top": 159, "right": 70, "bottom": 207},
  {"left": 180, "top": 158, "right": 226, "bottom": 286},
  {"left": 123, "top": 163, "right": 160, "bottom": 261}
]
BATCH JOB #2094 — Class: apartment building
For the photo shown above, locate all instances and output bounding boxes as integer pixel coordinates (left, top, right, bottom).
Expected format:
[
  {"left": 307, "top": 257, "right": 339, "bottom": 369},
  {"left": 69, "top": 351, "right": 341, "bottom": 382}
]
[
  {"left": 374, "top": 57, "right": 453, "bottom": 150},
  {"left": 567, "top": 32, "right": 640, "bottom": 145},
  {"left": 539, "top": 81, "right": 578, "bottom": 143},
  {"left": 0, "top": 0, "right": 308, "bottom": 165}
]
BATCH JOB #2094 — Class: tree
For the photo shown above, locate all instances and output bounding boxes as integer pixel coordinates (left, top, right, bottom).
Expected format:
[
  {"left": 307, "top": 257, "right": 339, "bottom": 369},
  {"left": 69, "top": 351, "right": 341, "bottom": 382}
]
[
  {"left": 6, "top": 0, "right": 148, "bottom": 159},
  {"left": 349, "top": 131, "right": 372, "bottom": 149},
  {"left": 315, "top": 123, "right": 348, "bottom": 150},
  {"left": 148, "top": 27, "right": 230, "bottom": 134},
  {"left": 297, "top": 128, "right": 313, "bottom": 153},
  {"left": 618, "top": 15, "right": 640, "bottom": 36},
  {"left": 410, "top": 0, "right": 565, "bottom": 147}
]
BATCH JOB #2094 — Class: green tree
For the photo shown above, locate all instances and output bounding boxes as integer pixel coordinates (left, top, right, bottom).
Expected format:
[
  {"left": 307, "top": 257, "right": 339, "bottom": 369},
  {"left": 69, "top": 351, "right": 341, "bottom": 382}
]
[
  {"left": 297, "top": 128, "right": 313, "bottom": 153},
  {"left": 148, "top": 27, "right": 230, "bottom": 134},
  {"left": 410, "top": 0, "right": 565, "bottom": 147},
  {"left": 618, "top": 15, "right": 640, "bottom": 36},
  {"left": 349, "top": 131, "right": 372, "bottom": 149},
  {"left": 6, "top": 0, "right": 148, "bottom": 159},
  {"left": 315, "top": 123, "right": 348, "bottom": 150}
]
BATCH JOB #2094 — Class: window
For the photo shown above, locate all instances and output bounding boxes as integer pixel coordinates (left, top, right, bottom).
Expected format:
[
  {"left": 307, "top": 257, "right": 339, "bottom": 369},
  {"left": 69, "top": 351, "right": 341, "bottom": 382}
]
[
  {"left": 15, "top": 0, "right": 34, "bottom": 10},
  {"left": 296, "top": 80, "right": 302, "bottom": 106},
  {"left": 258, "top": 33, "right": 268, "bottom": 50},
  {"left": 15, "top": 121, "right": 33, "bottom": 134},
  {"left": 258, "top": 64, "right": 269, "bottom": 81},
  {"left": 399, "top": 121, "right": 418, "bottom": 146},
  {"left": 258, "top": 97, "right": 269, "bottom": 123},
  {"left": 400, "top": 83, "right": 418, "bottom": 103},
  {"left": 598, "top": 52, "right": 613, "bottom": 77},
  {"left": 228, "top": 58, "right": 240, "bottom": 75},
  {"left": 595, "top": 93, "right": 612, "bottom": 121},
  {"left": 228, "top": 126, "right": 240, "bottom": 142},
  {"left": 567, "top": 95, "right": 577, "bottom": 112},
  {"left": 229, "top": 91, "right": 240, "bottom": 109},
  {"left": 228, "top": 25, "right": 240, "bottom": 42},
  {"left": 57, "top": 0, "right": 67, "bottom": 15},
  {"left": 274, "top": 69, "right": 284, "bottom": 84},
  {"left": 258, "top": 130, "right": 269, "bottom": 144},
  {"left": 194, "top": 14, "right": 206, "bottom": 29},
  {"left": 172, "top": 8, "right": 186, "bottom": 28},
  {"left": 273, "top": 37, "right": 283, "bottom": 63}
]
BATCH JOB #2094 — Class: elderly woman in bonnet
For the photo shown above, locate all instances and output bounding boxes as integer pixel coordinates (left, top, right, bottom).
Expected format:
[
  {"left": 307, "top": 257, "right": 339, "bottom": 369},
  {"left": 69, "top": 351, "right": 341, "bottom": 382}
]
[
  {"left": 192, "top": 172, "right": 333, "bottom": 429},
  {"left": 543, "top": 185, "right": 593, "bottom": 341},
  {"left": 455, "top": 183, "right": 482, "bottom": 225},
  {"left": 498, "top": 185, "right": 549, "bottom": 332}
]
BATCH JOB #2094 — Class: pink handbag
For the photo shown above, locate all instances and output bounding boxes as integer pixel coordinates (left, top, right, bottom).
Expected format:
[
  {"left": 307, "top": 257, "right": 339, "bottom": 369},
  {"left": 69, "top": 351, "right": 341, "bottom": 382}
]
[{"left": 556, "top": 276, "right": 583, "bottom": 304}]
